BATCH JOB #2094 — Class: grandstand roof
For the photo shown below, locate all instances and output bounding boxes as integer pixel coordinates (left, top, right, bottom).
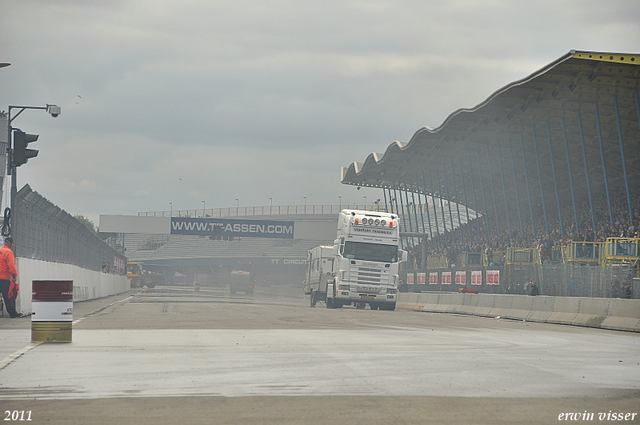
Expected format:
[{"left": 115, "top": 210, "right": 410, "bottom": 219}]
[{"left": 341, "top": 50, "right": 640, "bottom": 226}]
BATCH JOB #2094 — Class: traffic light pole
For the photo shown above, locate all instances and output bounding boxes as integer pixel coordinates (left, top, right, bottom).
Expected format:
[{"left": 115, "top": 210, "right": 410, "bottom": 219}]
[{"left": 6, "top": 104, "right": 61, "bottom": 250}]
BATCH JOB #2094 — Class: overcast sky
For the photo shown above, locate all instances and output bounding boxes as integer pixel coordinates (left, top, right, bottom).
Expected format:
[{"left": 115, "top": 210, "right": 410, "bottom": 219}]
[{"left": 1, "top": 0, "right": 639, "bottom": 225}]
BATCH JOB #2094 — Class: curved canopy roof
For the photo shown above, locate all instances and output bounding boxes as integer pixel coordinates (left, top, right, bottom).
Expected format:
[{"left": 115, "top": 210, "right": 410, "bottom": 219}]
[{"left": 341, "top": 50, "right": 640, "bottom": 229}]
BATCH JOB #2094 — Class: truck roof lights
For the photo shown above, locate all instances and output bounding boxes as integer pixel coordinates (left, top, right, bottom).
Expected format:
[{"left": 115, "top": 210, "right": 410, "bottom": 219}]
[{"left": 354, "top": 216, "right": 394, "bottom": 227}]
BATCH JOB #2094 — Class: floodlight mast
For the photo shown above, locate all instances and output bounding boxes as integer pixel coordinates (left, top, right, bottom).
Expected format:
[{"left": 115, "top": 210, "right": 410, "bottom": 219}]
[{"left": 5, "top": 104, "right": 61, "bottom": 248}]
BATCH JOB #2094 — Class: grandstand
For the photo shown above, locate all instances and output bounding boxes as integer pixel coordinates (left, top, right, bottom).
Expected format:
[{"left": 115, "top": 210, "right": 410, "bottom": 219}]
[{"left": 340, "top": 50, "right": 640, "bottom": 298}]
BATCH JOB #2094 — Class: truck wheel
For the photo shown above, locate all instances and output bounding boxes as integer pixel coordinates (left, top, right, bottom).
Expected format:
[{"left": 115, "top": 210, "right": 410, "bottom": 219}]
[
  {"left": 381, "top": 302, "right": 396, "bottom": 311},
  {"left": 370, "top": 304, "right": 379, "bottom": 310},
  {"left": 326, "top": 297, "right": 334, "bottom": 309},
  {"left": 356, "top": 302, "right": 366, "bottom": 309}
]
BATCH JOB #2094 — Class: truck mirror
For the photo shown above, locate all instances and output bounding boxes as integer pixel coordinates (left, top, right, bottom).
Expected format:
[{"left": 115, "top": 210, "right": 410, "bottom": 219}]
[{"left": 401, "top": 250, "right": 408, "bottom": 262}]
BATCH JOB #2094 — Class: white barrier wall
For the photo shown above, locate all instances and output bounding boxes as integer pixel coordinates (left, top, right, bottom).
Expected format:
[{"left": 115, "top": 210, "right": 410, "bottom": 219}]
[
  {"left": 13, "top": 258, "right": 129, "bottom": 315},
  {"left": 398, "top": 292, "right": 640, "bottom": 332}
]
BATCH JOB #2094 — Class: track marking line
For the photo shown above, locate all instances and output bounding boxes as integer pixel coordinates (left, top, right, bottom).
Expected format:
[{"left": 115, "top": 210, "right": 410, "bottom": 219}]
[{"left": 0, "top": 342, "right": 43, "bottom": 371}]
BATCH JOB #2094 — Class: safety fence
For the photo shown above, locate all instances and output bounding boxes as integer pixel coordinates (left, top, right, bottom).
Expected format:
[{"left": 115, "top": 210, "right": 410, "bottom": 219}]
[
  {"left": 15, "top": 185, "right": 126, "bottom": 273},
  {"left": 401, "top": 263, "right": 637, "bottom": 299}
]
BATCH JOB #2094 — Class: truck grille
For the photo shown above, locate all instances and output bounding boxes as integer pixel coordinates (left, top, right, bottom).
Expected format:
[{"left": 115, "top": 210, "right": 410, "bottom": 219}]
[{"left": 355, "top": 267, "right": 387, "bottom": 285}]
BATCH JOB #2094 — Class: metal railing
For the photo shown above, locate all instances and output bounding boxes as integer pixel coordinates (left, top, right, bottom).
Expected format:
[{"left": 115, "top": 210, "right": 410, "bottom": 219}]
[
  {"left": 138, "top": 204, "right": 387, "bottom": 218},
  {"left": 604, "top": 237, "right": 639, "bottom": 266},
  {"left": 505, "top": 247, "right": 537, "bottom": 265},
  {"left": 564, "top": 241, "right": 603, "bottom": 265}
]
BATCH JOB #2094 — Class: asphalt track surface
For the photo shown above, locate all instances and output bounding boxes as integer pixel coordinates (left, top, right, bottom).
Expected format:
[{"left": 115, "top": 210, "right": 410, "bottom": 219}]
[{"left": 1, "top": 286, "right": 639, "bottom": 424}]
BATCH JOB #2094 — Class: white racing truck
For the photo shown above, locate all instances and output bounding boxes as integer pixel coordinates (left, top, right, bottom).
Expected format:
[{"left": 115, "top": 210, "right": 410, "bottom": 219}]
[{"left": 304, "top": 209, "right": 407, "bottom": 310}]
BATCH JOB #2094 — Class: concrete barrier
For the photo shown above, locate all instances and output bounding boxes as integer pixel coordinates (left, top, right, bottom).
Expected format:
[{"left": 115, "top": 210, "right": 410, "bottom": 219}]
[
  {"left": 506, "top": 296, "right": 535, "bottom": 321},
  {"left": 398, "top": 292, "right": 640, "bottom": 332},
  {"left": 602, "top": 299, "right": 640, "bottom": 332}
]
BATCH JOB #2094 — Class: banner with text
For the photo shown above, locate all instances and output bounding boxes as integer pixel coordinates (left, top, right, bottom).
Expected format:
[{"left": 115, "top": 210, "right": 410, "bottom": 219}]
[{"left": 171, "top": 217, "right": 295, "bottom": 239}]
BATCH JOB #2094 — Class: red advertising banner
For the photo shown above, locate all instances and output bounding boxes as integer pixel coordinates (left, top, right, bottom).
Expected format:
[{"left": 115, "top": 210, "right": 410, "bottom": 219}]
[
  {"left": 417, "top": 273, "right": 426, "bottom": 284},
  {"left": 471, "top": 270, "right": 482, "bottom": 285},
  {"left": 429, "top": 272, "right": 438, "bottom": 284},
  {"left": 455, "top": 271, "right": 466, "bottom": 285},
  {"left": 487, "top": 270, "right": 500, "bottom": 285},
  {"left": 442, "top": 271, "right": 451, "bottom": 285}
]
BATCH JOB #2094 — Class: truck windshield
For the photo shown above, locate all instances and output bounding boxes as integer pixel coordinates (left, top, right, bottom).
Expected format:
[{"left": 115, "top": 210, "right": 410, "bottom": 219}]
[{"left": 343, "top": 241, "right": 398, "bottom": 263}]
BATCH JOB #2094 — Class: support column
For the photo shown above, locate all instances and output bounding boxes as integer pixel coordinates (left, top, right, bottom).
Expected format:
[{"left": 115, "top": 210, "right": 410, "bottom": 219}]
[
  {"left": 436, "top": 171, "right": 449, "bottom": 247},
  {"left": 476, "top": 151, "right": 491, "bottom": 239},
  {"left": 561, "top": 117, "right": 579, "bottom": 232},
  {"left": 450, "top": 159, "right": 464, "bottom": 245},
  {"left": 421, "top": 170, "right": 435, "bottom": 245},
  {"left": 468, "top": 157, "right": 483, "bottom": 241},
  {"left": 496, "top": 140, "right": 512, "bottom": 240},
  {"left": 614, "top": 95, "right": 634, "bottom": 225},
  {"left": 508, "top": 137, "right": 525, "bottom": 241},
  {"left": 486, "top": 146, "right": 501, "bottom": 235},
  {"left": 520, "top": 131, "right": 537, "bottom": 240},
  {"left": 428, "top": 170, "right": 442, "bottom": 248},
  {"left": 578, "top": 111, "right": 597, "bottom": 233},
  {"left": 383, "top": 187, "right": 390, "bottom": 214},
  {"left": 459, "top": 157, "right": 473, "bottom": 242},
  {"left": 595, "top": 102, "right": 614, "bottom": 226},
  {"left": 546, "top": 122, "right": 564, "bottom": 236},
  {"left": 532, "top": 124, "right": 549, "bottom": 235},
  {"left": 442, "top": 164, "right": 456, "bottom": 245}
]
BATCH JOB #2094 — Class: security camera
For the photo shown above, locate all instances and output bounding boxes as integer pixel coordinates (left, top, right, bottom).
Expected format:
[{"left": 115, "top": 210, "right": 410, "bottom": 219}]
[{"left": 47, "top": 105, "right": 61, "bottom": 118}]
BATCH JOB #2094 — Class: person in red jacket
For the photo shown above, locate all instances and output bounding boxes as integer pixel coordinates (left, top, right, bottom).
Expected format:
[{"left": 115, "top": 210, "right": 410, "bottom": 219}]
[{"left": 0, "top": 237, "right": 20, "bottom": 318}]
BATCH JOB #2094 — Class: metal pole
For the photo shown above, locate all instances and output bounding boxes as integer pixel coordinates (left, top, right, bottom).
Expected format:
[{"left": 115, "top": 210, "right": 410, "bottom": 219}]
[
  {"left": 496, "top": 140, "right": 512, "bottom": 240},
  {"left": 412, "top": 175, "right": 427, "bottom": 237},
  {"left": 578, "top": 110, "right": 597, "bottom": 233},
  {"left": 508, "top": 137, "right": 525, "bottom": 241},
  {"left": 400, "top": 184, "right": 415, "bottom": 250},
  {"left": 436, "top": 170, "right": 449, "bottom": 247},
  {"left": 613, "top": 95, "right": 634, "bottom": 225},
  {"left": 420, "top": 170, "right": 434, "bottom": 244},
  {"left": 458, "top": 157, "right": 473, "bottom": 242},
  {"left": 409, "top": 178, "right": 426, "bottom": 269},
  {"left": 561, "top": 117, "right": 579, "bottom": 232},
  {"left": 449, "top": 159, "right": 464, "bottom": 245},
  {"left": 468, "top": 157, "right": 482, "bottom": 241},
  {"left": 394, "top": 185, "right": 409, "bottom": 249},
  {"left": 442, "top": 164, "right": 456, "bottom": 245},
  {"left": 429, "top": 170, "right": 444, "bottom": 248},
  {"left": 403, "top": 183, "right": 415, "bottom": 236},
  {"left": 532, "top": 124, "right": 549, "bottom": 235},
  {"left": 476, "top": 151, "right": 490, "bottom": 239},
  {"left": 546, "top": 122, "right": 564, "bottom": 236},
  {"left": 383, "top": 187, "right": 390, "bottom": 214},
  {"left": 485, "top": 146, "right": 500, "bottom": 235},
  {"left": 595, "top": 102, "right": 614, "bottom": 226},
  {"left": 520, "top": 130, "right": 537, "bottom": 240}
]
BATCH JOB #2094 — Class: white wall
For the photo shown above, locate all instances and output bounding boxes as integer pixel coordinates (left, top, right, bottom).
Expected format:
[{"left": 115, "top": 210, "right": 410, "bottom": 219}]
[{"left": 14, "top": 258, "right": 129, "bottom": 315}]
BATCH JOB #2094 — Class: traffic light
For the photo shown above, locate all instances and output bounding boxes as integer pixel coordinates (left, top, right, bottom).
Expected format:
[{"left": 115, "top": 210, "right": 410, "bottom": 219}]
[{"left": 12, "top": 129, "right": 39, "bottom": 167}]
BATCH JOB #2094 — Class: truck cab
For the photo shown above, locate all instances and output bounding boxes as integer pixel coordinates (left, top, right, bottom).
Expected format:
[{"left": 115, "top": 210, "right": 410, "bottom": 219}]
[{"left": 309, "top": 209, "right": 406, "bottom": 310}]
